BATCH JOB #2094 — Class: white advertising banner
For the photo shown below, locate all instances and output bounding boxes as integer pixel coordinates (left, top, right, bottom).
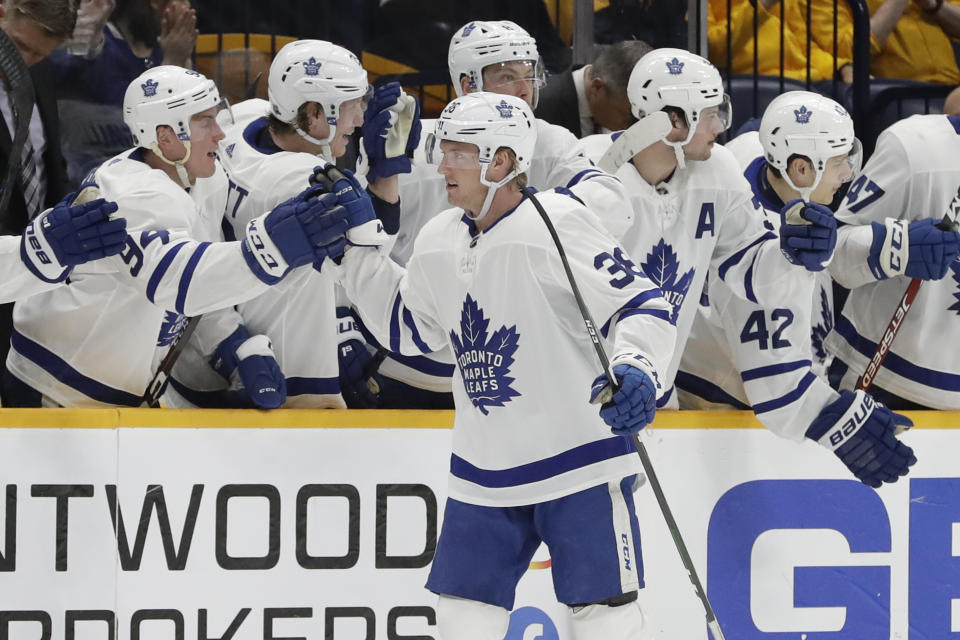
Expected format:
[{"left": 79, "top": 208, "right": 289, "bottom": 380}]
[{"left": 0, "top": 412, "right": 957, "bottom": 640}]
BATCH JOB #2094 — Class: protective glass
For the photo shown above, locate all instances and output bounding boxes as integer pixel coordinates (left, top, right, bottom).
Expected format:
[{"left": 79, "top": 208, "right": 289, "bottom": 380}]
[
  {"left": 215, "top": 97, "right": 234, "bottom": 127},
  {"left": 697, "top": 94, "right": 732, "bottom": 132},
  {"left": 842, "top": 137, "right": 863, "bottom": 181},
  {"left": 424, "top": 133, "right": 481, "bottom": 169}
]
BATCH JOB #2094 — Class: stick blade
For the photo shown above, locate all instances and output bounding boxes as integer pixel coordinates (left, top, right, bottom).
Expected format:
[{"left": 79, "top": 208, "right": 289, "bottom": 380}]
[{"left": 597, "top": 111, "right": 672, "bottom": 174}]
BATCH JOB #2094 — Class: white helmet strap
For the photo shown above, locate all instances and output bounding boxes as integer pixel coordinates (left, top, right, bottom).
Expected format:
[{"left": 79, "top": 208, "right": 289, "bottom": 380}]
[
  {"left": 150, "top": 140, "right": 193, "bottom": 188},
  {"left": 469, "top": 163, "right": 518, "bottom": 222},
  {"left": 780, "top": 158, "right": 820, "bottom": 202}
]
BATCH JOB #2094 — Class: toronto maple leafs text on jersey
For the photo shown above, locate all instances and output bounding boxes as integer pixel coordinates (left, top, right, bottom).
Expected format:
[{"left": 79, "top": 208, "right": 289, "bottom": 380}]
[
  {"left": 6, "top": 149, "right": 273, "bottom": 407},
  {"left": 336, "top": 190, "right": 676, "bottom": 507},
  {"left": 826, "top": 114, "right": 960, "bottom": 408}
]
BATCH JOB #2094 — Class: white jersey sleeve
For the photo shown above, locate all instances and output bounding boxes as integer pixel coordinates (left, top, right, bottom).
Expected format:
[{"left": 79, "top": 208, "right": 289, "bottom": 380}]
[{"left": 0, "top": 235, "right": 60, "bottom": 303}]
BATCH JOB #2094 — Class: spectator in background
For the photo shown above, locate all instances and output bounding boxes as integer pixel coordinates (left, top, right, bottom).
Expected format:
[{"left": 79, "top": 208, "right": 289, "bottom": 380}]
[
  {"left": 0, "top": 0, "right": 75, "bottom": 372},
  {"left": 51, "top": 0, "right": 198, "bottom": 185},
  {"left": 535, "top": 39, "right": 651, "bottom": 138},
  {"left": 943, "top": 84, "right": 960, "bottom": 114},
  {"left": 708, "top": 0, "right": 854, "bottom": 84},
  {"left": 833, "top": 0, "right": 960, "bottom": 84}
]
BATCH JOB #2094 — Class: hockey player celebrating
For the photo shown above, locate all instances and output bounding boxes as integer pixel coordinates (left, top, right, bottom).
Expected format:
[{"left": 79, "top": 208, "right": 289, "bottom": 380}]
[
  {"left": 676, "top": 91, "right": 916, "bottom": 488},
  {"left": 327, "top": 92, "right": 675, "bottom": 639},
  {"left": 1, "top": 66, "right": 351, "bottom": 407},
  {"left": 358, "top": 19, "right": 633, "bottom": 409},
  {"left": 579, "top": 49, "right": 834, "bottom": 410},
  {"left": 167, "top": 39, "right": 407, "bottom": 408},
  {"left": 0, "top": 189, "right": 126, "bottom": 303},
  {"left": 825, "top": 113, "right": 960, "bottom": 409}
]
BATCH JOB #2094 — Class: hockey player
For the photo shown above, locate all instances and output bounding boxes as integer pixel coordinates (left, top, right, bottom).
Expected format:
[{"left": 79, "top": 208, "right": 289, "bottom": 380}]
[
  {"left": 825, "top": 113, "right": 960, "bottom": 409},
  {"left": 676, "top": 91, "right": 916, "bottom": 488},
  {"left": 0, "top": 190, "right": 125, "bottom": 303},
  {"left": 358, "top": 19, "right": 633, "bottom": 409},
  {"left": 166, "top": 40, "right": 408, "bottom": 408},
  {"left": 326, "top": 92, "right": 676, "bottom": 639},
  {"left": 1, "top": 66, "right": 351, "bottom": 407}
]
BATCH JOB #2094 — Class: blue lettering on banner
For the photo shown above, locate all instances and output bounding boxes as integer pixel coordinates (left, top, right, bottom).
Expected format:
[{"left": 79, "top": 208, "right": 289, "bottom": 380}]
[
  {"left": 708, "top": 480, "right": 892, "bottom": 638},
  {"left": 908, "top": 478, "right": 960, "bottom": 638},
  {"left": 505, "top": 606, "right": 560, "bottom": 640}
]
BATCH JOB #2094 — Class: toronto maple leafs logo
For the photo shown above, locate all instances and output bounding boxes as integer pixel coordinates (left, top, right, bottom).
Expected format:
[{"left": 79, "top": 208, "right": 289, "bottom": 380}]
[
  {"left": 794, "top": 105, "right": 812, "bottom": 124},
  {"left": 495, "top": 99, "right": 513, "bottom": 119},
  {"left": 810, "top": 284, "right": 834, "bottom": 362},
  {"left": 302, "top": 57, "right": 322, "bottom": 76},
  {"left": 142, "top": 79, "right": 159, "bottom": 97},
  {"left": 666, "top": 57, "right": 684, "bottom": 75},
  {"left": 948, "top": 261, "right": 960, "bottom": 314},
  {"left": 462, "top": 22, "right": 477, "bottom": 37},
  {"left": 449, "top": 294, "right": 521, "bottom": 415},
  {"left": 157, "top": 311, "right": 189, "bottom": 347},
  {"left": 640, "top": 239, "right": 694, "bottom": 325}
]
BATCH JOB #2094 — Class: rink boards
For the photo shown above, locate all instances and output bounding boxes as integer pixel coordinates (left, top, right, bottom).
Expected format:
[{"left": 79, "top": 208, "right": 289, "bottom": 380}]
[{"left": 0, "top": 408, "right": 957, "bottom": 640}]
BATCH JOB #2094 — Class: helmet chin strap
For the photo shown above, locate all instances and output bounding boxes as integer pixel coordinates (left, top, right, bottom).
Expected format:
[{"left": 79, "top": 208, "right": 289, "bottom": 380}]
[
  {"left": 150, "top": 141, "right": 193, "bottom": 188},
  {"left": 783, "top": 170, "right": 821, "bottom": 203},
  {"left": 295, "top": 117, "right": 337, "bottom": 161},
  {"left": 467, "top": 165, "right": 518, "bottom": 223}
]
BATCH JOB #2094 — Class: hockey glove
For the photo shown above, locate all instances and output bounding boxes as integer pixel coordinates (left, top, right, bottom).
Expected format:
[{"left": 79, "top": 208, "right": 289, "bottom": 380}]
[
  {"left": 338, "top": 339, "right": 382, "bottom": 408},
  {"left": 22, "top": 187, "right": 125, "bottom": 283},
  {"left": 242, "top": 184, "right": 352, "bottom": 284},
  {"left": 361, "top": 82, "right": 422, "bottom": 183},
  {"left": 311, "top": 164, "right": 386, "bottom": 248},
  {"left": 867, "top": 217, "right": 960, "bottom": 281},
  {"left": 805, "top": 389, "right": 916, "bottom": 488},
  {"left": 210, "top": 325, "right": 286, "bottom": 409},
  {"left": 589, "top": 364, "right": 657, "bottom": 436},
  {"left": 779, "top": 199, "right": 837, "bottom": 272}
]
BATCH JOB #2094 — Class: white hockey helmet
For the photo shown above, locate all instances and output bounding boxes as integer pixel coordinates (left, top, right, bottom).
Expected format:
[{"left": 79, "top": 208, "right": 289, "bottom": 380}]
[
  {"left": 268, "top": 39, "right": 370, "bottom": 150},
  {"left": 123, "top": 66, "right": 225, "bottom": 186},
  {"left": 759, "top": 90, "right": 861, "bottom": 199},
  {"left": 448, "top": 20, "right": 545, "bottom": 107},
  {"left": 426, "top": 92, "right": 537, "bottom": 220},
  {"left": 123, "top": 66, "right": 222, "bottom": 149},
  {"left": 627, "top": 48, "right": 731, "bottom": 164}
]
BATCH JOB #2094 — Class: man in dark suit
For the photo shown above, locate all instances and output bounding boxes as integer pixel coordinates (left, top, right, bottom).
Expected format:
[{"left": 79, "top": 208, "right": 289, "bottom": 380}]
[
  {"left": 0, "top": 0, "right": 76, "bottom": 369},
  {"left": 536, "top": 40, "right": 651, "bottom": 138}
]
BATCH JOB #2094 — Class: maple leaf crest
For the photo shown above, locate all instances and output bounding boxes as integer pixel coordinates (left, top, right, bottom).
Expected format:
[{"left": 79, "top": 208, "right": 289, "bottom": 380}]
[
  {"left": 449, "top": 294, "right": 521, "bottom": 415},
  {"left": 810, "top": 284, "right": 834, "bottom": 362},
  {"left": 639, "top": 239, "right": 695, "bottom": 325},
  {"left": 949, "top": 261, "right": 960, "bottom": 315}
]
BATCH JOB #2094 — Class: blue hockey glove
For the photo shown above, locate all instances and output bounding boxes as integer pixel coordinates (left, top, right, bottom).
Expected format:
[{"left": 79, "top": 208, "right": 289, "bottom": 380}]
[
  {"left": 361, "top": 82, "right": 422, "bottom": 183},
  {"left": 779, "top": 199, "right": 837, "bottom": 271},
  {"left": 338, "top": 338, "right": 382, "bottom": 408},
  {"left": 867, "top": 217, "right": 960, "bottom": 281},
  {"left": 22, "top": 188, "right": 125, "bottom": 283},
  {"left": 589, "top": 364, "right": 657, "bottom": 436},
  {"left": 805, "top": 389, "right": 916, "bottom": 488},
  {"left": 210, "top": 325, "right": 287, "bottom": 409},
  {"left": 242, "top": 184, "right": 352, "bottom": 284},
  {"left": 311, "top": 164, "right": 385, "bottom": 248}
]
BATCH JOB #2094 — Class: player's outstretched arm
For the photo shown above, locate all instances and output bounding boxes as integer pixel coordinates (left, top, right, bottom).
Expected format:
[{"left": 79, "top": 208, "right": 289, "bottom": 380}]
[
  {"left": 805, "top": 389, "right": 916, "bottom": 488},
  {"left": 779, "top": 198, "right": 838, "bottom": 272},
  {"left": 360, "top": 82, "right": 421, "bottom": 186},
  {"left": 21, "top": 189, "right": 126, "bottom": 285},
  {"left": 310, "top": 164, "right": 390, "bottom": 251},
  {"left": 209, "top": 325, "right": 287, "bottom": 409}
]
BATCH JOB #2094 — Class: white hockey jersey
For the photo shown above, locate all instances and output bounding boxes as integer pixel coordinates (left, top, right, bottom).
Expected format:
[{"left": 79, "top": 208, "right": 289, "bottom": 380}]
[
  {"left": 6, "top": 149, "right": 274, "bottom": 407},
  {"left": 677, "top": 138, "right": 839, "bottom": 441},
  {"left": 337, "top": 190, "right": 676, "bottom": 507},
  {"left": 363, "top": 115, "right": 633, "bottom": 395},
  {"left": 826, "top": 114, "right": 960, "bottom": 408},
  {"left": 167, "top": 98, "right": 346, "bottom": 408},
  {"left": 0, "top": 236, "right": 62, "bottom": 303},
  {"left": 579, "top": 135, "right": 815, "bottom": 407}
]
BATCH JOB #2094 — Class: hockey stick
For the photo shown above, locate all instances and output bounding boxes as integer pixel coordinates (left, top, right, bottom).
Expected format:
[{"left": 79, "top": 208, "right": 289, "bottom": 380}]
[
  {"left": 142, "top": 315, "right": 201, "bottom": 407},
  {"left": 597, "top": 111, "right": 672, "bottom": 174},
  {"left": 857, "top": 185, "right": 960, "bottom": 395},
  {"left": 0, "top": 28, "right": 36, "bottom": 224},
  {"left": 521, "top": 185, "right": 727, "bottom": 640}
]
